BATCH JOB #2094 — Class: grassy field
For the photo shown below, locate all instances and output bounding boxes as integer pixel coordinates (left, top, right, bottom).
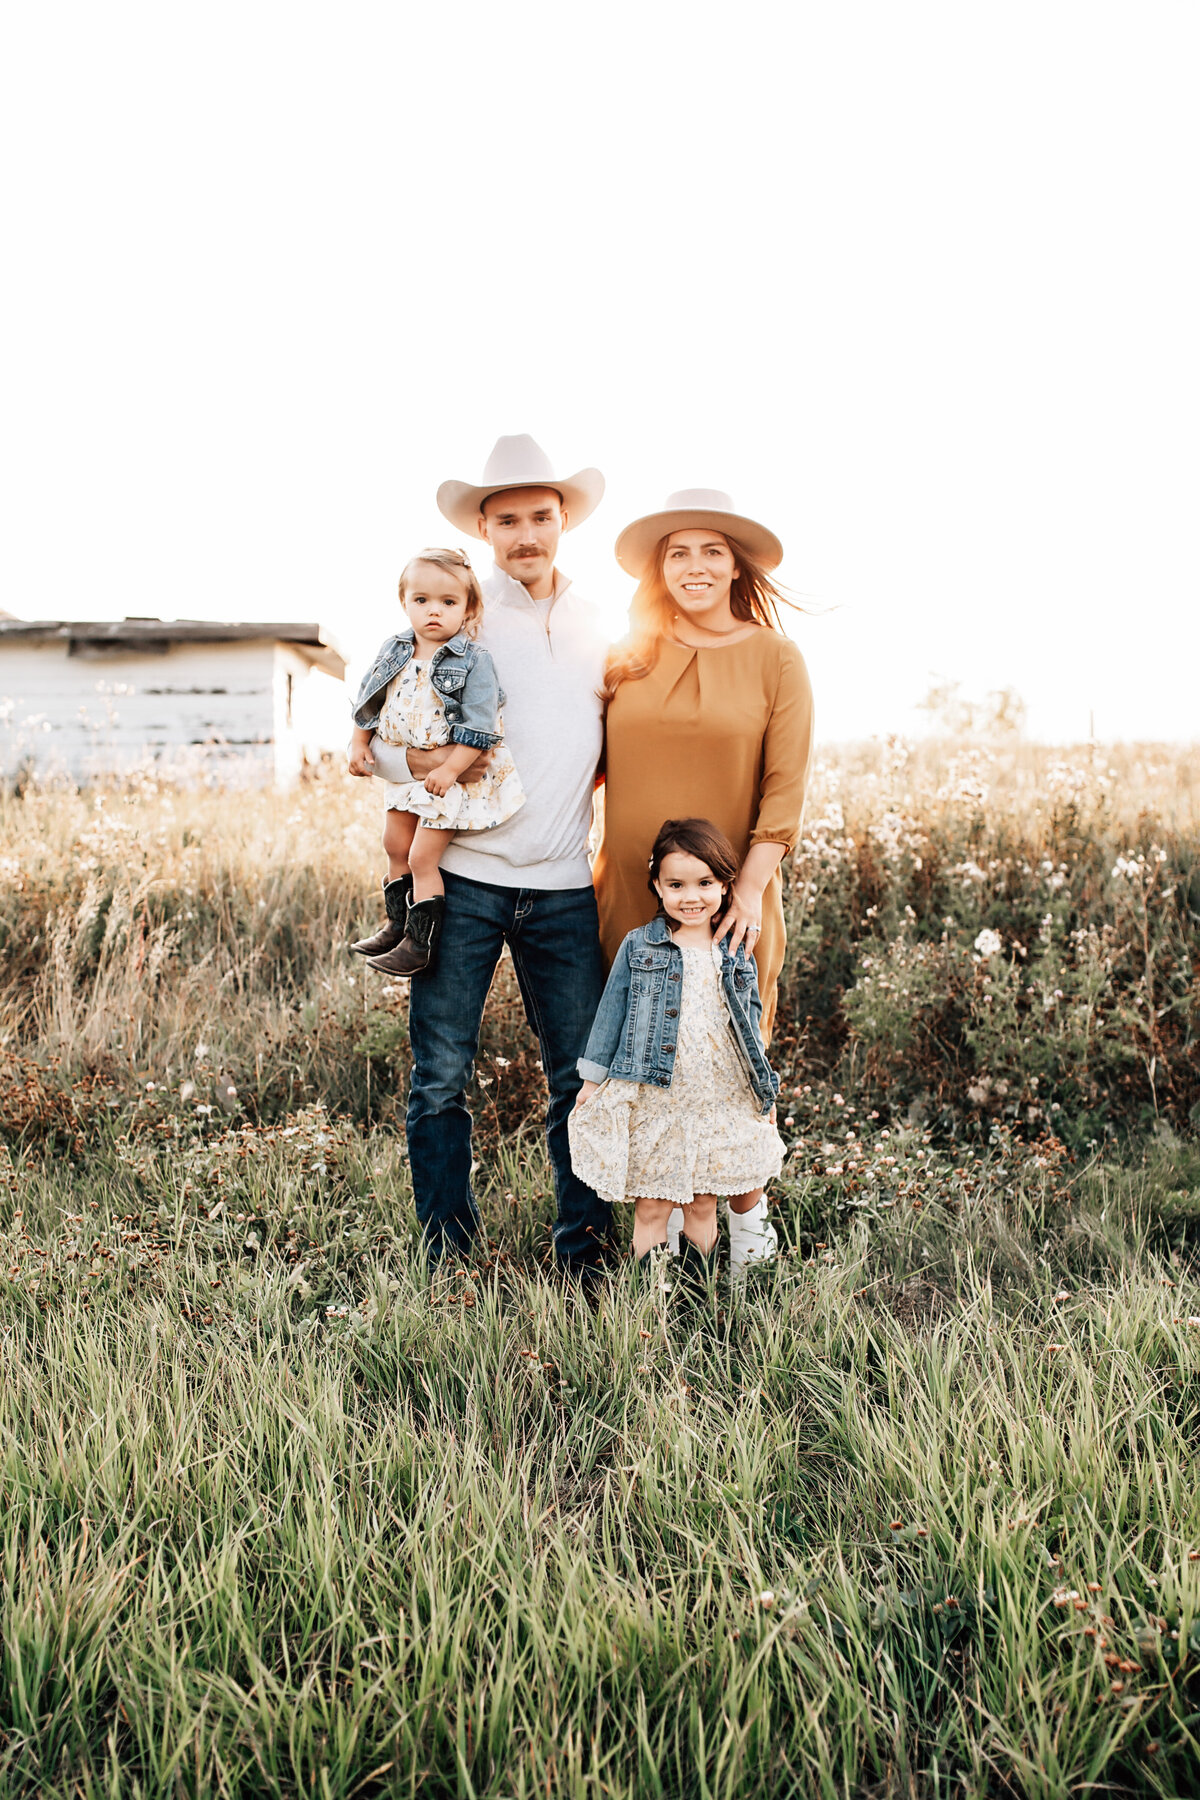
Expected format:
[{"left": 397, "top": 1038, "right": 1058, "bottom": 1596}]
[{"left": 1, "top": 744, "right": 1199, "bottom": 1797}]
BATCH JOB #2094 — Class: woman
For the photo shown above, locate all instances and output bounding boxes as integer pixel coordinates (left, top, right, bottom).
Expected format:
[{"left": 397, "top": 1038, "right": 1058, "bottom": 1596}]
[{"left": 592, "top": 489, "right": 814, "bottom": 1269}]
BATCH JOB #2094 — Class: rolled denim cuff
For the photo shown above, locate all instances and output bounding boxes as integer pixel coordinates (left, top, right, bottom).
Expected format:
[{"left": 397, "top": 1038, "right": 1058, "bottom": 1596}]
[
  {"left": 449, "top": 726, "right": 499, "bottom": 749},
  {"left": 577, "top": 1058, "right": 609, "bottom": 1085}
]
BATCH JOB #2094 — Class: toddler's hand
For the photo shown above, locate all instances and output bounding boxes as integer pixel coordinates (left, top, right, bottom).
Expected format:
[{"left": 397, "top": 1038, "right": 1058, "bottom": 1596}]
[
  {"left": 347, "top": 741, "right": 375, "bottom": 778},
  {"left": 423, "top": 768, "right": 454, "bottom": 798}
]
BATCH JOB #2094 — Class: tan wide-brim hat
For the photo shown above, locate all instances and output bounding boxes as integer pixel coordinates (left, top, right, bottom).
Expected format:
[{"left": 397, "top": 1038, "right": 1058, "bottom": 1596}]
[
  {"left": 437, "top": 434, "right": 605, "bottom": 536},
  {"left": 614, "top": 489, "right": 783, "bottom": 579}
]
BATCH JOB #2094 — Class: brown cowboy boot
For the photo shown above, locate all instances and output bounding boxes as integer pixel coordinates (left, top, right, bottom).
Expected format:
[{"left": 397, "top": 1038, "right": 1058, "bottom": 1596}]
[
  {"left": 366, "top": 895, "right": 446, "bottom": 978},
  {"left": 350, "top": 875, "right": 413, "bottom": 957}
]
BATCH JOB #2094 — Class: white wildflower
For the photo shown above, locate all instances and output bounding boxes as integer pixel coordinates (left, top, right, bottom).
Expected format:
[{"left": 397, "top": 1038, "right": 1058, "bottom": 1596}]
[{"left": 974, "top": 928, "right": 1003, "bottom": 959}]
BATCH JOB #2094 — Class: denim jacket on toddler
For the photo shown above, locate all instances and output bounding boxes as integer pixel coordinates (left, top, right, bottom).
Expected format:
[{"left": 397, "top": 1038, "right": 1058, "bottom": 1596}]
[
  {"left": 577, "top": 917, "right": 780, "bottom": 1116},
  {"left": 352, "top": 630, "right": 504, "bottom": 751}
]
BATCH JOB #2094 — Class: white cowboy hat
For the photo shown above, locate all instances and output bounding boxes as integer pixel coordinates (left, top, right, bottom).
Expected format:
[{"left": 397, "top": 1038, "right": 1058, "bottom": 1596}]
[
  {"left": 437, "top": 435, "right": 605, "bottom": 535},
  {"left": 614, "top": 489, "right": 783, "bottom": 579}
]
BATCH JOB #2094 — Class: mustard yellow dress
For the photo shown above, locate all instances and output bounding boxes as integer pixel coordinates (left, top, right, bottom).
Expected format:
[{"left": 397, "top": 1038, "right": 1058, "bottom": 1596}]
[{"left": 594, "top": 629, "right": 814, "bottom": 1043}]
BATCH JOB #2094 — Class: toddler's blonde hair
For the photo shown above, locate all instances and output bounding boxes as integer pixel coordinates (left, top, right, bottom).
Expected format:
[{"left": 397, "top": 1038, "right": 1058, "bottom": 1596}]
[{"left": 399, "top": 548, "right": 485, "bottom": 639}]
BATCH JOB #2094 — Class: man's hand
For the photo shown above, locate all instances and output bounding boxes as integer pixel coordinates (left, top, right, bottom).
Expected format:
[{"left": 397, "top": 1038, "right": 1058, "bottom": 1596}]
[
  {"left": 573, "top": 1080, "right": 600, "bottom": 1111},
  {"left": 406, "top": 745, "right": 493, "bottom": 783},
  {"left": 347, "top": 731, "right": 375, "bottom": 778}
]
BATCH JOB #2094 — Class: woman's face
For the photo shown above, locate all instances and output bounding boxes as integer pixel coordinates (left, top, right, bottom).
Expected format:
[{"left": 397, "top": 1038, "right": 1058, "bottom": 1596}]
[{"left": 660, "top": 529, "right": 740, "bottom": 621}]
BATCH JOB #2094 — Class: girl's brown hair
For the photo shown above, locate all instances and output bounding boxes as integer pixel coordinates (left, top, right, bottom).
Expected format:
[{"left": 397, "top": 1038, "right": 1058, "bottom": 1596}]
[
  {"left": 601, "top": 532, "right": 796, "bottom": 704},
  {"left": 399, "top": 548, "right": 485, "bottom": 639},
  {"left": 648, "top": 817, "right": 741, "bottom": 930}
]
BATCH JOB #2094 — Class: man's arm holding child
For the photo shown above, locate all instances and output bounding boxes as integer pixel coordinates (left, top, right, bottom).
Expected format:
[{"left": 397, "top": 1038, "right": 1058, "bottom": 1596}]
[{"left": 347, "top": 737, "right": 491, "bottom": 783}]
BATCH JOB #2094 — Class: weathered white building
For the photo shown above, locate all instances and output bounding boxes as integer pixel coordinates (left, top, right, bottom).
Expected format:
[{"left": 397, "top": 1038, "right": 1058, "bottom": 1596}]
[{"left": 0, "top": 616, "right": 346, "bottom": 786}]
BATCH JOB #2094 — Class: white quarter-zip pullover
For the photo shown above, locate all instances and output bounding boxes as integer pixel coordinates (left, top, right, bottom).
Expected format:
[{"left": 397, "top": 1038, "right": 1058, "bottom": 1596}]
[{"left": 438, "top": 565, "right": 607, "bottom": 890}]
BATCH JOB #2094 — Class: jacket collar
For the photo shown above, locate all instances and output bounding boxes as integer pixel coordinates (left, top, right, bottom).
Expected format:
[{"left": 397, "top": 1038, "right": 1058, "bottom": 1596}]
[
  {"left": 437, "top": 631, "right": 471, "bottom": 656},
  {"left": 641, "top": 914, "right": 749, "bottom": 964},
  {"left": 395, "top": 626, "right": 470, "bottom": 658}
]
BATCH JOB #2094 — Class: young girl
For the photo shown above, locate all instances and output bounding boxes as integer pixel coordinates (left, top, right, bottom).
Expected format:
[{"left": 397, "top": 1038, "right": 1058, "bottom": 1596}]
[
  {"left": 569, "top": 817, "right": 784, "bottom": 1286},
  {"left": 348, "top": 547, "right": 523, "bottom": 976}
]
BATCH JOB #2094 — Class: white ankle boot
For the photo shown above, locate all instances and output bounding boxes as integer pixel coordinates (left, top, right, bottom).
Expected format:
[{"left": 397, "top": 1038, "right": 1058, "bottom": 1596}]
[
  {"left": 667, "top": 1208, "right": 684, "bottom": 1256},
  {"left": 726, "top": 1197, "right": 778, "bottom": 1279}
]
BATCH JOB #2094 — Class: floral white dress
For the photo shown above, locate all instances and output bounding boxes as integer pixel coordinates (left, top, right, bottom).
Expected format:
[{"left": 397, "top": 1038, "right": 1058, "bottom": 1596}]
[
  {"left": 375, "top": 660, "right": 525, "bottom": 832},
  {"left": 569, "top": 942, "right": 784, "bottom": 1206}
]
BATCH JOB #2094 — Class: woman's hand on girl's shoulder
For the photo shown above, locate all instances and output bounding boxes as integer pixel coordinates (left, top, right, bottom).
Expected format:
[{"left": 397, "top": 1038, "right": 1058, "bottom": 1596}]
[{"left": 715, "top": 887, "right": 763, "bottom": 957}]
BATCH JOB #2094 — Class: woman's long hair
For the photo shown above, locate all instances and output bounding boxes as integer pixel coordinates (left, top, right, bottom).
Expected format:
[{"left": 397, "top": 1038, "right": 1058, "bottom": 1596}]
[{"left": 600, "top": 532, "right": 795, "bottom": 705}]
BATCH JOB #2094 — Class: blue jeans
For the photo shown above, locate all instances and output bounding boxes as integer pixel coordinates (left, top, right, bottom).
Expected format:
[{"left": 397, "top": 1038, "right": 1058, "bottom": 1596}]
[{"left": 406, "top": 870, "right": 615, "bottom": 1271}]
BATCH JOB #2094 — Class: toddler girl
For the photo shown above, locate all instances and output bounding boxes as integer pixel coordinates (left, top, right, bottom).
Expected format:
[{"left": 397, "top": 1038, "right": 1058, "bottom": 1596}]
[
  {"left": 348, "top": 548, "right": 523, "bottom": 976},
  {"left": 569, "top": 817, "right": 784, "bottom": 1287}
]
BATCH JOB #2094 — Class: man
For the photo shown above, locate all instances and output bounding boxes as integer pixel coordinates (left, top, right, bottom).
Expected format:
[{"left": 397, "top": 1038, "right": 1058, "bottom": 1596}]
[{"left": 393, "top": 435, "right": 614, "bottom": 1279}]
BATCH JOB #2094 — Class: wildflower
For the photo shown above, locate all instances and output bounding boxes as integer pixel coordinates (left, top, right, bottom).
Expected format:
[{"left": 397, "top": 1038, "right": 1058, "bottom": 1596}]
[
  {"left": 757, "top": 1590, "right": 775, "bottom": 1609},
  {"left": 194, "top": 1044, "right": 210, "bottom": 1062},
  {"left": 974, "top": 928, "right": 1003, "bottom": 959}
]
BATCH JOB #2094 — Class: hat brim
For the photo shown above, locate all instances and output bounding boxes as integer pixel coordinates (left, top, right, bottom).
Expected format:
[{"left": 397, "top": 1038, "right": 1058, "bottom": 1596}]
[
  {"left": 614, "top": 508, "right": 783, "bottom": 579},
  {"left": 436, "top": 468, "right": 605, "bottom": 536}
]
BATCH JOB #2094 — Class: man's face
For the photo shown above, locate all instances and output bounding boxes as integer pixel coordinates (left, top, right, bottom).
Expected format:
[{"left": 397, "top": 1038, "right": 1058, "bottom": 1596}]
[{"left": 478, "top": 487, "right": 566, "bottom": 587}]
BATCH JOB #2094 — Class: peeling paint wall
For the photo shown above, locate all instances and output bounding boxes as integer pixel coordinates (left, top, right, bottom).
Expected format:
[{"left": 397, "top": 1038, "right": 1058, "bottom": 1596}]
[{"left": 0, "top": 640, "right": 332, "bottom": 784}]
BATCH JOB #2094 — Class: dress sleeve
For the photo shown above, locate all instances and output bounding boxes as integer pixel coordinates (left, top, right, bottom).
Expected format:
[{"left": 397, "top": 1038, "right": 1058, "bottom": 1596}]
[{"left": 750, "top": 639, "right": 814, "bottom": 853}]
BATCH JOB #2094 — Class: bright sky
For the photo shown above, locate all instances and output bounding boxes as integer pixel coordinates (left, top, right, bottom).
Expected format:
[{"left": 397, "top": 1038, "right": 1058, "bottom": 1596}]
[{"left": 3, "top": 2, "right": 1197, "bottom": 743}]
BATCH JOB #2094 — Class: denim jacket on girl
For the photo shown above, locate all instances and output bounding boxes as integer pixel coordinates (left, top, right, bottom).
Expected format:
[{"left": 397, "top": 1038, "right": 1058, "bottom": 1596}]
[
  {"left": 577, "top": 917, "right": 781, "bottom": 1116},
  {"left": 352, "top": 630, "right": 504, "bottom": 750}
]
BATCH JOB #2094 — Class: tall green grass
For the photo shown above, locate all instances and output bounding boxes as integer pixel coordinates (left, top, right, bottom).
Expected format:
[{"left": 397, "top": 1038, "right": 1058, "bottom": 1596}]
[
  {"left": 2, "top": 749, "right": 1199, "bottom": 1794},
  {"left": 0, "top": 1116, "right": 1199, "bottom": 1795}
]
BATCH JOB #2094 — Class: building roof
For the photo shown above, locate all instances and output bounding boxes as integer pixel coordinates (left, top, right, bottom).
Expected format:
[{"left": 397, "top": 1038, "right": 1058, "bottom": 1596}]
[{"left": 0, "top": 616, "right": 345, "bottom": 678}]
